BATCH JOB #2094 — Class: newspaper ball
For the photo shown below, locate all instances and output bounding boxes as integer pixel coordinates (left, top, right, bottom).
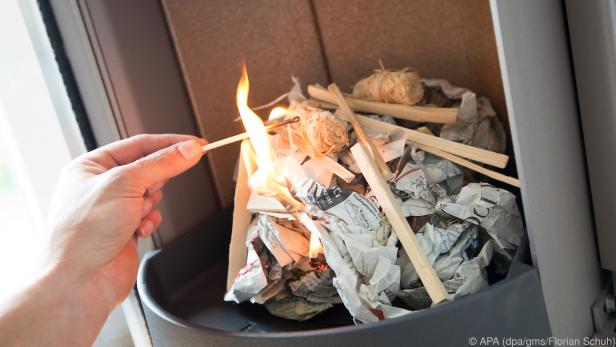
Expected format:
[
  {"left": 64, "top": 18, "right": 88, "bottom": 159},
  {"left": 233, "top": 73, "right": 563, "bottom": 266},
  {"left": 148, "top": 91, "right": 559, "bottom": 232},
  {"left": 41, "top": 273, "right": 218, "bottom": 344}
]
[{"left": 353, "top": 68, "right": 424, "bottom": 106}]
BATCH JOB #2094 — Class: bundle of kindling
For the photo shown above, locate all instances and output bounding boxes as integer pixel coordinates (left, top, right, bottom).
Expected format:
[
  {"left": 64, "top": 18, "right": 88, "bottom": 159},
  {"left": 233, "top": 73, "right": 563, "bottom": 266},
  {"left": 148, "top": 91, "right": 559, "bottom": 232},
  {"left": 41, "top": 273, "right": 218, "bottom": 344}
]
[{"left": 222, "top": 64, "right": 524, "bottom": 323}]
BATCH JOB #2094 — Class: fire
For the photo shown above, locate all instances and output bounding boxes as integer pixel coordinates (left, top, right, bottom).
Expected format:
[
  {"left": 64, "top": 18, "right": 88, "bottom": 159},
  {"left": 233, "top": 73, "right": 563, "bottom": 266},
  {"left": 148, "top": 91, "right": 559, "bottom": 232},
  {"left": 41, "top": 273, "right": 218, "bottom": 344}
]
[
  {"left": 268, "top": 106, "right": 295, "bottom": 151},
  {"left": 240, "top": 139, "right": 257, "bottom": 177},
  {"left": 236, "top": 65, "right": 303, "bottom": 212},
  {"left": 268, "top": 106, "right": 288, "bottom": 121},
  {"left": 308, "top": 233, "right": 323, "bottom": 258},
  {"left": 309, "top": 232, "right": 327, "bottom": 271},
  {"left": 236, "top": 65, "right": 326, "bottom": 271},
  {"left": 236, "top": 65, "right": 276, "bottom": 191}
]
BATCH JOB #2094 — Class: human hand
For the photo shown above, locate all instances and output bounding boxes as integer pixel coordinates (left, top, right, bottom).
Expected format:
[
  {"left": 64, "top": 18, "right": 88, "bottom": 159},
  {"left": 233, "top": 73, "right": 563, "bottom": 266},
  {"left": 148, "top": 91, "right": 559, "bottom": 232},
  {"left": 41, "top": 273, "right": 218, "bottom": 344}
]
[{"left": 45, "top": 134, "right": 206, "bottom": 311}]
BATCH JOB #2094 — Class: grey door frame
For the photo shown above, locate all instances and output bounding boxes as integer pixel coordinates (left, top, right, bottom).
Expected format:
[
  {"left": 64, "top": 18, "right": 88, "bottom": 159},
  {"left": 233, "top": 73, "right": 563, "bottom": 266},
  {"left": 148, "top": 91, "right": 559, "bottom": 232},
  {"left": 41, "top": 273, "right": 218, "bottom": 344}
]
[
  {"left": 491, "top": 0, "right": 602, "bottom": 337},
  {"left": 565, "top": 0, "right": 616, "bottom": 274}
]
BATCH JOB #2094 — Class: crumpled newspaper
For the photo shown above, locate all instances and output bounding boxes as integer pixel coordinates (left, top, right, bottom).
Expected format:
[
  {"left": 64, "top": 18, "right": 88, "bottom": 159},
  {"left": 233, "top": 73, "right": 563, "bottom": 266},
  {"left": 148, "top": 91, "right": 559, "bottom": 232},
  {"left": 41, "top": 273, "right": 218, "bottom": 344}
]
[
  {"left": 397, "top": 240, "right": 494, "bottom": 309},
  {"left": 422, "top": 78, "right": 507, "bottom": 154},
  {"left": 398, "top": 216, "right": 479, "bottom": 288},
  {"left": 227, "top": 177, "right": 521, "bottom": 321},
  {"left": 287, "top": 268, "right": 341, "bottom": 303},
  {"left": 226, "top": 175, "right": 411, "bottom": 323},
  {"left": 393, "top": 163, "right": 436, "bottom": 216},
  {"left": 224, "top": 220, "right": 271, "bottom": 303},
  {"left": 369, "top": 148, "right": 463, "bottom": 217},
  {"left": 226, "top": 76, "right": 524, "bottom": 323},
  {"left": 291, "top": 176, "right": 410, "bottom": 322},
  {"left": 436, "top": 183, "right": 524, "bottom": 251},
  {"left": 317, "top": 214, "right": 409, "bottom": 322},
  {"left": 293, "top": 178, "right": 391, "bottom": 244},
  {"left": 257, "top": 264, "right": 342, "bottom": 320},
  {"left": 257, "top": 215, "right": 309, "bottom": 267},
  {"left": 339, "top": 115, "right": 407, "bottom": 174},
  {"left": 390, "top": 179, "right": 521, "bottom": 309},
  {"left": 265, "top": 296, "right": 334, "bottom": 321},
  {"left": 411, "top": 147, "right": 464, "bottom": 197}
]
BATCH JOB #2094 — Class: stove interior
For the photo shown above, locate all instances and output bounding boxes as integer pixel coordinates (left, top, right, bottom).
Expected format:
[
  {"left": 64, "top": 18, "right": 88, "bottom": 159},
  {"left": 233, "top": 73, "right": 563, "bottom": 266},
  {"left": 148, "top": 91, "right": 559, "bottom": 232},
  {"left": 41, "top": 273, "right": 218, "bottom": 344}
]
[{"left": 151, "top": 0, "right": 517, "bottom": 332}]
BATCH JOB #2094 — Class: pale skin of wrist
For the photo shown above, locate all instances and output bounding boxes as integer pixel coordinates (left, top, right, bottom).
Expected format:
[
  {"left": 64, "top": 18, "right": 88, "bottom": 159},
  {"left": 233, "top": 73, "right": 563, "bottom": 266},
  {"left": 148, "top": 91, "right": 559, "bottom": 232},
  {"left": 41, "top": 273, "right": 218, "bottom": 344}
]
[{"left": 0, "top": 134, "right": 206, "bottom": 346}]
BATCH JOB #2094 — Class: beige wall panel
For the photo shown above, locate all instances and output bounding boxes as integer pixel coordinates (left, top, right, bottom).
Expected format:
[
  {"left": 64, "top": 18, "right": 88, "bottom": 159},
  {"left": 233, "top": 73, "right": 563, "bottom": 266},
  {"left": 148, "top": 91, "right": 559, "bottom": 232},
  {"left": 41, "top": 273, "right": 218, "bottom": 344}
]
[
  {"left": 163, "top": 0, "right": 330, "bottom": 207},
  {"left": 313, "top": 0, "right": 507, "bottom": 123}
]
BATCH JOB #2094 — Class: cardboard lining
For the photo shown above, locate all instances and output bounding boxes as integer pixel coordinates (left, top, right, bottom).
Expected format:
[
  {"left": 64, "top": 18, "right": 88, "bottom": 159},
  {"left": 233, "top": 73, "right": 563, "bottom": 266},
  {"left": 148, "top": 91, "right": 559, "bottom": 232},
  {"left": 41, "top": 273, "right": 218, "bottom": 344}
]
[
  {"left": 313, "top": 0, "right": 506, "bottom": 122},
  {"left": 162, "top": 0, "right": 330, "bottom": 207}
]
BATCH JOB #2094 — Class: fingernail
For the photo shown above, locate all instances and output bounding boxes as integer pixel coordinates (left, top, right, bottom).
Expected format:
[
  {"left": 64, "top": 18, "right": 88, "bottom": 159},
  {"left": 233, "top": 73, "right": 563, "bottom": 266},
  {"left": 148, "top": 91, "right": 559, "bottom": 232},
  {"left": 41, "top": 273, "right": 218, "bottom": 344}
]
[
  {"left": 139, "top": 220, "right": 154, "bottom": 236},
  {"left": 177, "top": 140, "right": 200, "bottom": 160}
]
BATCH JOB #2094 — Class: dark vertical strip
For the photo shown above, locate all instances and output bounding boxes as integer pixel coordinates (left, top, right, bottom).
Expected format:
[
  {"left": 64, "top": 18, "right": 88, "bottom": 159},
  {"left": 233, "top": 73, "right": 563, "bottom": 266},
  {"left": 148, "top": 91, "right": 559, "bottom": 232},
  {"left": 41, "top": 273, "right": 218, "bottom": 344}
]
[
  {"left": 158, "top": 0, "right": 224, "bottom": 213},
  {"left": 309, "top": 0, "right": 333, "bottom": 83},
  {"left": 36, "top": 0, "right": 98, "bottom": 151},
  {"left": 561, "top": 0, "right": 602, "bottom": 267}
]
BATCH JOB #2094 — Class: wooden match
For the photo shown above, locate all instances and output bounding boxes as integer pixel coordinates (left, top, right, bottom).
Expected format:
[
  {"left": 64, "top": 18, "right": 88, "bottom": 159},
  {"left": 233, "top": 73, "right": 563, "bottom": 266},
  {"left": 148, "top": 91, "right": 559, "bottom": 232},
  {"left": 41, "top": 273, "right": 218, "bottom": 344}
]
[{"left": 202, "top": 116, "right": 300, "bottom": 152}]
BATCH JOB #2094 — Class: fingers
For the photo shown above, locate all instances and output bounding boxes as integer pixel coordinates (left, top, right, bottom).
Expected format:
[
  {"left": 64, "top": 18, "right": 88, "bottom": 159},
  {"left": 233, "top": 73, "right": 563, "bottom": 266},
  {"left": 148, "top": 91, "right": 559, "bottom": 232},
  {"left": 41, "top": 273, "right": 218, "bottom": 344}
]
[
  {"left": 120, "top": 139, "right": 203, "bottom": 188},
  {"left": 85, "top": 134, "right": 206, "bottom": 168},
  {"left": 137, "top": 209, "right": 162, "bottom": 238},
  {"left": 142, "top": 190, "right": 163, "bottom": 218},
  {"left": 147, "top": 179, "right": 169, "bottom": 195},
  {"left": 139, "top": 189, "right": 164, "bottom": 237}
]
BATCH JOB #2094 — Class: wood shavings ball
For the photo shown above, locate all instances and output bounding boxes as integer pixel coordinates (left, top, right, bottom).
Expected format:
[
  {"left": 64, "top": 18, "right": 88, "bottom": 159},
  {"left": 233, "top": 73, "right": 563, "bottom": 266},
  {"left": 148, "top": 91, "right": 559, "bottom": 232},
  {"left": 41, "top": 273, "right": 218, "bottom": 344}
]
[
  {"left": 290, "top": 102, "right": 349, "bottom": 157},
  {"left": 352, "top": 68, "right": 424, "bottom": 106}
]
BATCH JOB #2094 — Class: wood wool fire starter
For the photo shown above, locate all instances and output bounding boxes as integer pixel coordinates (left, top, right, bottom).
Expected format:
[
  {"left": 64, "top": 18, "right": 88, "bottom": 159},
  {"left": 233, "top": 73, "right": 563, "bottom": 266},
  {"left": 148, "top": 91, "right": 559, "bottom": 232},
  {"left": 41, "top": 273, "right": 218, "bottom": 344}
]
[
  {"left": 352, "top": 67, "right": 424, "bottom": 106},
  {"left": 289, "top": 101, "right": 349, "bottom": 157}
]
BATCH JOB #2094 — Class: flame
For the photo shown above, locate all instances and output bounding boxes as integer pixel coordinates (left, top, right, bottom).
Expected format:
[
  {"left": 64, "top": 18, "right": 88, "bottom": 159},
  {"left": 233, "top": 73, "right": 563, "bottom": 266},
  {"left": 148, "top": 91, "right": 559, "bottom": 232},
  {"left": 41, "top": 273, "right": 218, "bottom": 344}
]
[
  {"left": 269, "top": 106, "right": 295, "bottom": 151},
  {"left": 268, "top": 106, "right": 288, "bottom": 121},
  {"left": 240, "top": 139, "right": 257, "bottom": 177},
  {"left": 236, "top": 65, "right": 304, "bottom": 212},
  {"left": 309, "top": 233, "right": 323, "bottom": 258},
  {"left": 236, "top": 65, "right": 276, "bottom": 190}
]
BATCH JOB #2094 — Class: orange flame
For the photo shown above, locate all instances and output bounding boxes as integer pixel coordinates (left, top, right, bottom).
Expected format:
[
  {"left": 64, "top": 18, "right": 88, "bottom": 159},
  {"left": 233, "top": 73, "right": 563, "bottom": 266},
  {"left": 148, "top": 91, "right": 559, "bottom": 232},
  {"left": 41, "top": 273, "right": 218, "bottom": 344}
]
[
  {"left": 236, "top": 65, "right": 276, "bottom": 190},
  {"left": 236, "top": 65, "right": 304, "bottom": 213},
  {"left": 308, "top": 233, "right": 323, "bottom": 258},
  {"left": 268, "top": 106, "right": 288, "bottom": 121}
]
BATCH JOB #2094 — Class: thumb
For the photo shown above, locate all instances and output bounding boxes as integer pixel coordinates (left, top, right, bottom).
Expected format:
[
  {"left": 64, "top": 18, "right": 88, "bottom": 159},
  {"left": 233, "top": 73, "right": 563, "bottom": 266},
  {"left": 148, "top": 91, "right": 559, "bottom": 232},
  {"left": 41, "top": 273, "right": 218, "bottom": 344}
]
[{"left": 123, "top": 139, "right": 203, "bottom": 187}]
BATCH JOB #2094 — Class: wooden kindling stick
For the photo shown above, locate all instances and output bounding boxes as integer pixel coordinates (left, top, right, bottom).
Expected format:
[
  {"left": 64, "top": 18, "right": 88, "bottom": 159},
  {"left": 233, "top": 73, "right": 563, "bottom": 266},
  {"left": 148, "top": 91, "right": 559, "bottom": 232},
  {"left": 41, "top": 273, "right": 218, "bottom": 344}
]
[
  {"left": 308, "top": 84, "right": 458, "bottom": 124},
  {"left": 309, "top": 98, "right": 516, "bottom": 186},
  {"left": 419, "top": 143, "right": 520, "bottom": 188},
  {"left": 307, "top": 98, "right": 509, "bottom": 169},
  {"left": 328, "top": 84, "right": 394, "bottom": 180},
  {"left": 350, "top": 143, "right": 450, "bottom": 304},
  {"left": 415, "top": 127, "right": 520, "bottom": 188},
  {"left": 202, "top": 117, "right": 300, "bottom": 152},
  {"left": 356, "top": 115, "right": 509, "bottom": 169},
  {"left": 227, "top": 140, "right": 255, "bottom": 289}
]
